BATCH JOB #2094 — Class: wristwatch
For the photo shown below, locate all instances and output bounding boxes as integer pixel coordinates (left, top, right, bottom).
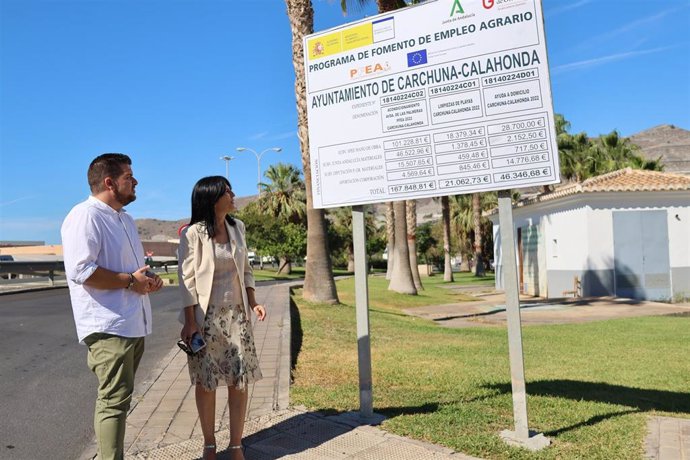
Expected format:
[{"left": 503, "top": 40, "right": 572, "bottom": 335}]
[{"left": 126, "top": 273, "right": 135, "bottom": 289}]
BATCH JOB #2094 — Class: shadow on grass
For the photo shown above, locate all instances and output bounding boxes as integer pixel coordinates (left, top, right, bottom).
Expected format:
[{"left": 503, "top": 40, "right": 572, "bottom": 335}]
[
  {"left": 377, "top": 402, "right": 440, "bottom": 418},
  {"left": 369, "top": 307, "right": 413, "bottom": 318},
  {"left": 544, "top": 409, "right": 641, "bottom": 436},
  {"left": 289, "top": 296, "right": 302, "bottom": 383},
  {"left": 485, "top": 379, "right": 690, "bottom": 413},
  {"left": 484, "top": 379, "right": 690, "bottom": 435},
  {"left": 433, "top": 301, "right": 562, "bottom": 322}
]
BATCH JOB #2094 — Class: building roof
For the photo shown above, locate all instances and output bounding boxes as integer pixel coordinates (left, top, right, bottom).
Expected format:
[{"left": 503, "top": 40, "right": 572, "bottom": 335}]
[
  {"left": 556, "top": 167, "right": 690, "bottom": 194},
  {"left": 490, "top": 168, "right": 690, "bottom": 214}
]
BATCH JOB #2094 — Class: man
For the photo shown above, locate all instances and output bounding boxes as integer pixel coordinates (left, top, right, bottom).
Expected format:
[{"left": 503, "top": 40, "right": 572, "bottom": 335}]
[{"left": 62, "top": 153, "right": 164, "bottom": 460}]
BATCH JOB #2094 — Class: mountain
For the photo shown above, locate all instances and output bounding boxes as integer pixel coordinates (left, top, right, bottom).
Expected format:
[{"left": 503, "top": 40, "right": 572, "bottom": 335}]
[
  {"left": 629, "top": 124, "right": 690, "bottom": 175},
  {"left": 136, "top": 194, "right": 257, "bottom": 241}
]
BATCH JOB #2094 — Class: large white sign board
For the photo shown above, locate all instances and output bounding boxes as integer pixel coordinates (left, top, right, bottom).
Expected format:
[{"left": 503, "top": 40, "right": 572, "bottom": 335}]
[{"left": 304, "top": 0, "right": 560, "bottom": 209}]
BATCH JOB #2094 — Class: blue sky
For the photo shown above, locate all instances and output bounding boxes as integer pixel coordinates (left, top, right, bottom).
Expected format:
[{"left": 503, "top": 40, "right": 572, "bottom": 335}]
[{"left": 1, "top": 0, "right": 689, "bottom": 244}]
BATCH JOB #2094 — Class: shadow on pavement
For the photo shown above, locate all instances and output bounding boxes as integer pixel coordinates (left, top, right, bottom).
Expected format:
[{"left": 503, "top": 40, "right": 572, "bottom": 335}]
[
  {"left": 238, "top": 402, "right": 443, "bottom": 459},
  {"left": 240, "top": 410, "right": 384, "bottom": 459}
]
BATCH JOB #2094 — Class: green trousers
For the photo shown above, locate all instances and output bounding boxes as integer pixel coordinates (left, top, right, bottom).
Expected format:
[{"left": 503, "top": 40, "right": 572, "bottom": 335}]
[{"left": 84, "top": 333, "right": 145, "bottom": 460}]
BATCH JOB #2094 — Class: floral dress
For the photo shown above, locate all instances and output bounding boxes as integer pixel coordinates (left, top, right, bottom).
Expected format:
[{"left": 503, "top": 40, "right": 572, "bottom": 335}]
[{"left": 187, "top": 242, "right": 262, "bottom": 391}]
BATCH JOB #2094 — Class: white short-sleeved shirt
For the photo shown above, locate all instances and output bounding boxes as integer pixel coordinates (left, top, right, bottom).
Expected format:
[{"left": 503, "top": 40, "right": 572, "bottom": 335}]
[{"left": 61, "top": 196, "right": 152, "bottom": 343}]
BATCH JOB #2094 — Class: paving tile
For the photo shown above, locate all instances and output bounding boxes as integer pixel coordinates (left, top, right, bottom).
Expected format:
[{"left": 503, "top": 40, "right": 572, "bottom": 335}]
[
  {"left": 249, "top": 432, "right": 315, "bottom": 457},
  {"left": 354, "top": 439, "right": 454, "bottom": 460},
  {"left": 284, "top": 418, "right": 352, "bottom": 445},
  {"left": 316, "top": 428, "right": 387, "bottom": 456},
  {"left": 658, "top": 446, "right": 681, "bottom": 459}
]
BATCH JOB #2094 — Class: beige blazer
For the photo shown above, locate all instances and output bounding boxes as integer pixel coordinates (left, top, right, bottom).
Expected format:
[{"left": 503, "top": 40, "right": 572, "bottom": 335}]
[{"left": 177, "top": 218, "right": 256, "bottom": 326}]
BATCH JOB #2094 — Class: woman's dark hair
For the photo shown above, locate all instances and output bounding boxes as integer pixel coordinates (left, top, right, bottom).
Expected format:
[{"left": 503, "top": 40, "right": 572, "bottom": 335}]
[
  {"left": 88, "top": 153, "right": 131, "bottom": 193},
  {"left": 189, "top": 176, "right": 236, "bottom": 239}
]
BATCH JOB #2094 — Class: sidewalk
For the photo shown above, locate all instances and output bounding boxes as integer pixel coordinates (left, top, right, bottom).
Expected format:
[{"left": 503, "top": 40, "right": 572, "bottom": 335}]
[
  {"left": 68, "top": 280, "right": 689, "bottom": 460},
  {"left": 110, "top": 281, "right": 477, "bottom": 460}
]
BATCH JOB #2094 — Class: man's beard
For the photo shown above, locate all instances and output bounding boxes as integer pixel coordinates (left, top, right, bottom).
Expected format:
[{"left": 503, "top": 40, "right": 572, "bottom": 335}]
[{"left": 113, "top": 183, "right": 136, "bottom": 206}]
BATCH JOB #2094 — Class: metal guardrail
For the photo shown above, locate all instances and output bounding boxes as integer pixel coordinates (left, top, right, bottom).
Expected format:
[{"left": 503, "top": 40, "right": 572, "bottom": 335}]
[
  {"left": 0, "top": 260, "right": 178, "bottom": 286},
  {"left": 147, "top": 260, "right": 178, "bottom": 272},
  {"left": 0, "top": 261, "right": 65, "bottom": 286}
]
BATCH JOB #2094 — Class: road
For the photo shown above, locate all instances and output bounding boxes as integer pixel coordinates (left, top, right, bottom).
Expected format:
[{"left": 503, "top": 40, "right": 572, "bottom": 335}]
[{"left": 0, "top": 286, "right": 183, "bottom": 460}]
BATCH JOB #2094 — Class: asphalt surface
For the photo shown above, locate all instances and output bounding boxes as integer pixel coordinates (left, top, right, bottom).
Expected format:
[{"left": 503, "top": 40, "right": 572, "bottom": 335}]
[{"left": 0, "top": 286, "right": 183, "bottom": 460}]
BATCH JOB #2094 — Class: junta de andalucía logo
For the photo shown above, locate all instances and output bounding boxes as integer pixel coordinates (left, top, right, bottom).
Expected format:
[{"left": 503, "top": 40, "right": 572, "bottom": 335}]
[{"left": 450, "top": 0, "right": 464, "bottom": 16}]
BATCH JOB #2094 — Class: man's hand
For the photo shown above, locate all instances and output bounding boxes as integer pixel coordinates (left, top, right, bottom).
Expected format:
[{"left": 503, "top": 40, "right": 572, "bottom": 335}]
[
  {"left": 131, "top": 266, "right": 163, "bottom": 294},
  {"left": 146, "top": 269, "right": 164, "bottom": 293}
]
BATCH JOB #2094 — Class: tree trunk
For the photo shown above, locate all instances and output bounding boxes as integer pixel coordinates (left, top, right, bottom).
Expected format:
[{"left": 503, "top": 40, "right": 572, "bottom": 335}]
[
  {"left": 286, "top": 0, "right": 339, "bottom": 304},
  {"left": 388, "top": 200, "right": 417, "bottom": 294},
  {"left": 385, "top": 202, "right": 395, "bottom": 280},
  {"left": 460, "top": 258, "right": 470, "bottom": 272},
  {"left": 376, "top": 0, "right": 403, "bottom": 283},
  {"left": 406, "top": 199, "right": 423, "bottom": 290},
  {"left": 472, "top": 192, "right": 485, "bottom": 276},
  {"left": 441, "top": 196, "right": 454, "bottom": 282},
  {"left": 278, "top": 258, "right": 292, "bottom": 275}
]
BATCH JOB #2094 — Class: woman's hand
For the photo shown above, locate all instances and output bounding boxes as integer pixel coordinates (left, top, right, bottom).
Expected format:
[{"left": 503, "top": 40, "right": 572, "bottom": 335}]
[
  {"left": 180, "top": 321, "right": 201, "bottom": 345},
  {"left": 252, "top": 304, "right": 266, "bottom": 321}
]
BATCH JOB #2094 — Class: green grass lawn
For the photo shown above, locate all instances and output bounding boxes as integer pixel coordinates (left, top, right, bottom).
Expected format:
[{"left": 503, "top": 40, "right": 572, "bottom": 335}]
[{"left": 289, "top": 276, "right": 690, "bottom": 459}]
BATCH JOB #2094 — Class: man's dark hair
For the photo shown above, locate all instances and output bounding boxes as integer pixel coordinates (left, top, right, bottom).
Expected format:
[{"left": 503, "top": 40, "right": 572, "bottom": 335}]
[
  {"left": 189, "top": 176, "right": 236, "bottom": 239},
  {"left": 88, "top": 153, "right": 132, "bottom": 193}
]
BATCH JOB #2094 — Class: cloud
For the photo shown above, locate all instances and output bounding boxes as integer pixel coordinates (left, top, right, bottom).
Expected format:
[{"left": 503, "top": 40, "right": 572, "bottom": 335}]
[
  {"left": 245, "top": 130, "right": 296, "bottom": 142},
  {"left": 552, "top": 46, "right": 674, "bottom": 75},
  {"left": 270, "top": 130, "right": 297, "bottom": 141},
  {"left": 572, "top": 6, "right": 684, "bottom": 52},
  {"left": 0, "top": 196, "right": 34, "bottom": 207},
  {"left": 248, "top": 131, "right": 269, "bottom": 141}
]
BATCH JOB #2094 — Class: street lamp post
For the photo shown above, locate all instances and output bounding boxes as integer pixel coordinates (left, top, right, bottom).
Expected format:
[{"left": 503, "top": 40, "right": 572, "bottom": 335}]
[
  {"left": 219, "top": 155, "right": 234, "bottom": 180},
  {"left": 235, "top": 147, "right": 282, "bottom": 195}
]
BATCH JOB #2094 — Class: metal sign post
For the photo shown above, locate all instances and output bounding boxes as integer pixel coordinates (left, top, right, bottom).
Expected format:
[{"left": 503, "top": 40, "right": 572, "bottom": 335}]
[
  {"left": 497, "top": 189, "right": 549, "bottom": 450},
  {"left": 352, "top": 205, "right": 374, "bottom": 418},
  {"left": 302, "top": 0, "right": 560, "bottom": 447}
]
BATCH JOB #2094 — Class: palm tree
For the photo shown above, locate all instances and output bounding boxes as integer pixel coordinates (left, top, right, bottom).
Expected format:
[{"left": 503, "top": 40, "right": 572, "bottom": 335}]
[
  {"left": 558, "top": 131, "right": 592, "bottom": 182},
  {"left": 259, "top": 163, "right": 306, "bottom": 224},
  {"left": 385, "top": 202, "right": 395, "bottom": 280},
  {"left": 340, "top": 0, "right": 416, "bottom": 294},
  {"left": 341, "top": 0, "right": 407, "bottom": 14},
  {"left": 449, "top": 194, "right": 473, "bottom": 270},
  {"left": 406, "top": 199, "right": 423, "bottom": 290},
  {"left": 450, "top": 192, "right": 497, "bottom": 273},
  {"left": 440, "top": 196, "right": 454, "bottom": 281},
  {"left": 555, "top": 114, "right": 663, "bottom": 183},
  {"left": 388, "top": 200, "right": 417, "bottom": 294},
  {"left": 330, "top": 206, "right": 379, "bottom": 271},
  {"left": 472, "top": 192, "right": 484, "bottom": 276},
  {"left": 285, "top": 0, "right": 339, "bottom": 304},
  {"left": 593, "top": 130, "right": 662, "bottom": 174},
  {"left": 258, "top": 163, "right": 307, "bottom": 274}
]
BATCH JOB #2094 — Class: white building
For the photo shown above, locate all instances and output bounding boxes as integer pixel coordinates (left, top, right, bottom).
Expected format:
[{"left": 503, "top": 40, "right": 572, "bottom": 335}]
[{"left": 490, "top": 168, "right": 690, "bottom": 301}]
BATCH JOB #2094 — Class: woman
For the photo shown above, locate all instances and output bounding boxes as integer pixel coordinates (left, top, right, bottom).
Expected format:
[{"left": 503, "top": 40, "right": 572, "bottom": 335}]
[{"left": 178, "top": 176, "right": 266, "bottom": 460}]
